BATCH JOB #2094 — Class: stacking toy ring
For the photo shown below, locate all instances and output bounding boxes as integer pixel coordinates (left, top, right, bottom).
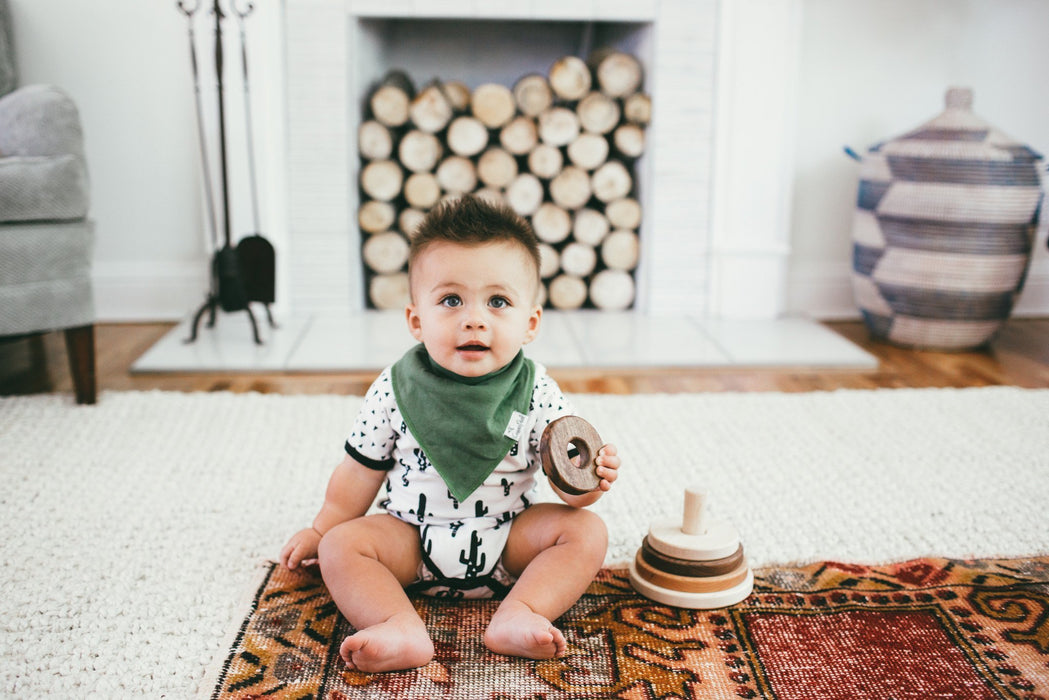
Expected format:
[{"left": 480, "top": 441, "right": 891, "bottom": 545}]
[
  {"left": 539, "top": 415, "right": 603, "bottom": 495},
  {"left": 628, "top": 486, "right": 753, "bottom": 609}
]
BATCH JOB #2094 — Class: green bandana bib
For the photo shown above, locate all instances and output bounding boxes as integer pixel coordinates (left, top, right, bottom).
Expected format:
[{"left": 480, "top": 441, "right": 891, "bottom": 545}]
[{"left": 390, "top": 344, "right": 536, "bottom": 502}]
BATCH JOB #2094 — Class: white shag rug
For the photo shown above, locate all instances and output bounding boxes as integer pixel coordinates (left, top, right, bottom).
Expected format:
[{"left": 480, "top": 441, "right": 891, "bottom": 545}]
[{"left": 2, "top": 387, "right": 1048, "bottom": 696}]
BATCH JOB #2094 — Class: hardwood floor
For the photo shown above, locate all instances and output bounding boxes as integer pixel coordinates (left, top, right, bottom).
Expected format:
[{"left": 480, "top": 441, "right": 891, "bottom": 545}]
[{"left": 2, "top": 319, "right": 1049, "bottom": 397}]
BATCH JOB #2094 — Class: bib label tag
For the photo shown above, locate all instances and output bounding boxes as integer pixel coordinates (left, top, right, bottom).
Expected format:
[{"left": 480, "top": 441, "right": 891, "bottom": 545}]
[{"left": 504, "top": 411, "right": 527, "bottom": 441}]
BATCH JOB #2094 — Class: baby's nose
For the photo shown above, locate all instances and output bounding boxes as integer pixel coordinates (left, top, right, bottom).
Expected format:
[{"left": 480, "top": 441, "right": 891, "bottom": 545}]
[{"left": 463, "top": 308, "right": 488, "bottom": 330}]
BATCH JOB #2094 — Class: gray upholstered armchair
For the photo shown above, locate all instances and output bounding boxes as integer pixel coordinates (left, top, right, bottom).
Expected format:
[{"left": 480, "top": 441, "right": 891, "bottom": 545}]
[{"left": 0, "top": 0, "right": 96, "bottom": 404}]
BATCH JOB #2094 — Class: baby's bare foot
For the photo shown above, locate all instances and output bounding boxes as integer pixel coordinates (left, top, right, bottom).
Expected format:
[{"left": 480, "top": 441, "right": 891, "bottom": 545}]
[
  {"left": 339, "top": 613, "right": 434, "bottom": 673},
  {"left": 484, "top": 601, "right": 567, "bottom": 660}
]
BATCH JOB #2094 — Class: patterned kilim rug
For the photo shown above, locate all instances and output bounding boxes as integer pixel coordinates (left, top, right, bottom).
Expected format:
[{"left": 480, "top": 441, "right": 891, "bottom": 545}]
[{"left": 211, "top": 556, "right": 1049, "bottom": 699}]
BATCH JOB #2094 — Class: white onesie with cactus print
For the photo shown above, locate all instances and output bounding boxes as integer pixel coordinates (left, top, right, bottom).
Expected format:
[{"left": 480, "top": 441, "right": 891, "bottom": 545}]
[{"left": 344, "top": 362, "right": 572, "bottom": 598}]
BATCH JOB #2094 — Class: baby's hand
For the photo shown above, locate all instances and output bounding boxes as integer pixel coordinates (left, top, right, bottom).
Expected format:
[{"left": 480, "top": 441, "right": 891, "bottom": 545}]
[
  {"left": 279, "top": 527, "right": 322, "bottom": 570},
  {"left": 595, "top": 444, "right": 620, "bottom": 492}
]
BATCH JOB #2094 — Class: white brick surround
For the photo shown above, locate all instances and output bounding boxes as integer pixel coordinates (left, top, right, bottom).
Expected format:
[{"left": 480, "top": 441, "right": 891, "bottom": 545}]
[{"left": 280, "top": 0, "right": 800, "bottom": 318}]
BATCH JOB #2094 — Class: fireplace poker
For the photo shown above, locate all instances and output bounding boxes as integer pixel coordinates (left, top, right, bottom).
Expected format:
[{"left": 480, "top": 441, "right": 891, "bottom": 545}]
[
  {"left": 232, "top": 0, "right": 277, "bottom": 328},
  {"left": 177, "top": 0, "right": 220, "bottom": 300}
]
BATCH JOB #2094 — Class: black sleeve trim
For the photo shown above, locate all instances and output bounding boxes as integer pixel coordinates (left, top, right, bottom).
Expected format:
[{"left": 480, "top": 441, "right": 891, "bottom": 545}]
[{"left": 345, "top": 441, "right": 395, "bottom": 471}]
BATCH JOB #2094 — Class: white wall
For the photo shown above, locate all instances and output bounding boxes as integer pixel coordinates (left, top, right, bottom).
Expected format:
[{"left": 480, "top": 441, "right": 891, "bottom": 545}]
[
  {"left": 787, "top": 0, "right": 1049, "bottom": 318},
  {"left": 8, "top": 0, "right": 1049, "bottom": 321},
  {"left": 7, "top": 0, "right": 284, "bottom": 320}
]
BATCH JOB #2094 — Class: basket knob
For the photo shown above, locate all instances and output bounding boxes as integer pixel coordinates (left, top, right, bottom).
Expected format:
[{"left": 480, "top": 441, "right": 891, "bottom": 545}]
[{"left": 945, "top": 87, "right": 973, "bottom": 111}]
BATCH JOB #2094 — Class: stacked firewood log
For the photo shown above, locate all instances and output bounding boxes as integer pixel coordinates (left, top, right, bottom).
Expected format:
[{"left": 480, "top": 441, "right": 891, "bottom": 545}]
[{"left": 357, "top": 49, "right": 650, "bottom": 311}]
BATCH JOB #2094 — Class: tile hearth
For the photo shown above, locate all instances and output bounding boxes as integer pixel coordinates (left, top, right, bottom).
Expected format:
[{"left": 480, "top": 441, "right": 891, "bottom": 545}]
[{"left": 132, "top": 312, "right": 877, "bottom": 373}]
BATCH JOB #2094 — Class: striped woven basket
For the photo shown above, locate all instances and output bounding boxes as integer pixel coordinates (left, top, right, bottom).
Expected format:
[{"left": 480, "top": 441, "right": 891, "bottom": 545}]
[{"left": 848, "top": 87, "right": 1045, "bottom": 350}]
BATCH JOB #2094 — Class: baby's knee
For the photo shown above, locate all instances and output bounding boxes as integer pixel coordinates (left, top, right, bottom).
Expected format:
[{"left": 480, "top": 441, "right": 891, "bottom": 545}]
[
  {"left": 317, "top": 516, "right": 419, "bottom": 581},
  {"left": 566, "top": 508, "right": 608, "bottom": 557},
  {"left": 317, "top": 520, "right": 369, "bottom": 568},
  {"left": 316, "top": 525, "right": 345, "bottom": 568}
]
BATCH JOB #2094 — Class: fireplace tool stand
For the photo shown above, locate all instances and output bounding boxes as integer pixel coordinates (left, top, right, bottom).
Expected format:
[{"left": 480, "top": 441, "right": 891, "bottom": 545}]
[{"left": 178, "top": 0, "right": 276, "bottom": 346}]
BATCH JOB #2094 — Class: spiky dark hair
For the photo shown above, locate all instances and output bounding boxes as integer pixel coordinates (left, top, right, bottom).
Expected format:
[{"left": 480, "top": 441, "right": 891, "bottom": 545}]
[{"left": 408, "top": 194, "right": 542, "bottom": 292}]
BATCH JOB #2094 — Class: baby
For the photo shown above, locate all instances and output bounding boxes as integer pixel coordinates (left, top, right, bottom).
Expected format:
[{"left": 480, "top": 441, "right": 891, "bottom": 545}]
[{"left": 280, "top": 195, "right": 620, "bottom": 673}]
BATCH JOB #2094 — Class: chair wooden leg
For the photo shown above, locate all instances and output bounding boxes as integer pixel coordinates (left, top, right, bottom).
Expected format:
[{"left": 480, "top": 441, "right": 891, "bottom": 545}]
[{"left": 64, "top": 324, "right": 97, "bottom": 405}]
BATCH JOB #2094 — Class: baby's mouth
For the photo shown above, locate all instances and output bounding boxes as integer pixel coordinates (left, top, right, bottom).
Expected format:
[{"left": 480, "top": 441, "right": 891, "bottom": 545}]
[{"left": 457, "top": 343, "right": 489, "bottom": 352}]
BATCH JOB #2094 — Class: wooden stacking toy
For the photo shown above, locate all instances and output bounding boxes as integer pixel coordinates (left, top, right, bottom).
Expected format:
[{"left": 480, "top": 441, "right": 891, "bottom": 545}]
[
  {"left": 539, "top": 415, "right": 603, "bottom": 495},
  {"left": 629, "top": 486, "right": 753, "bottom": 609}
]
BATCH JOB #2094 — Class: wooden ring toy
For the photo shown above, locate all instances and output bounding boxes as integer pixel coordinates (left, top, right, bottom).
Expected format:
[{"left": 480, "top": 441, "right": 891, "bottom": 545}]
[
  {"left": 539, "top": 415, "right": 603, "bottom": 495},
  {"left": 629, "top": 559, "right": 754, "bottom": 610},
  {"left": 628, "top": 486, "right": 754, "bottom": 609},
  {"left": 647, "top": 487, "right": 740, "bottom": 560},
  {"left": 640, "top": 537, "right": 744, "bottom": 577},
  {"left": 633, "top": 552, "right": 751, "bottom": 593},
  {"left": 648, "top": 518, "right": 740, "bottom": 561}
]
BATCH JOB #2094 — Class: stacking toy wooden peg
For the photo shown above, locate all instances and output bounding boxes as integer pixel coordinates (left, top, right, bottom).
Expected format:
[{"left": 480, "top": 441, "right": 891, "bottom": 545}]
[
  {"left": 538, "top": 415, "right": 603, "bottom": 495},
  {"left": 629, "top": 485, "right": 753, "bottom": 609}
]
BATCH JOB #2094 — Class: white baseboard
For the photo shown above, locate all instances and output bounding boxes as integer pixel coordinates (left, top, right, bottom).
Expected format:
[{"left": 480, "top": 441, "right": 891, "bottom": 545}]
[
  {"left": 788, "top": 256, "right": 1049, "bottom": 321},
  {"left": 93, "top": 260, "right": 209, "bottom": 322}
]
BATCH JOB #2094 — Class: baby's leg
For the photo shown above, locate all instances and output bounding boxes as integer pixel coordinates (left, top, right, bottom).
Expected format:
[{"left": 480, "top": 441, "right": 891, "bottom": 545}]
[
  {"left": 485, "top": 504, "right": 608, "bottom": 659},
  {"left": 317, "top": 514, "right": 433, "bottom": 672}
]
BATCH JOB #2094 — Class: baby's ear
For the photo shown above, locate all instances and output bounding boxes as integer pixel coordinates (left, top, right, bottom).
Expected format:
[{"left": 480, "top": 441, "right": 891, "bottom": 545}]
[
  {"left": 523, "top": 304, "right": 543, "bottom": 343},
  {"left": 405, "top": 304, "right": 423, "bottom": 340}
]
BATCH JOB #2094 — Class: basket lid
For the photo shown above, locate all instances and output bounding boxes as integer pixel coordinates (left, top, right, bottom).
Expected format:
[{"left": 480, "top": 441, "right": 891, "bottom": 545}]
[{"left": 869, "top": 87, "right": 1043, "bottom": 163}]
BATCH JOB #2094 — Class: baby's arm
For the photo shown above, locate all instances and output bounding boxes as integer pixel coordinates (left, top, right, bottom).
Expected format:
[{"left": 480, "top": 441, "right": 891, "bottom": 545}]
[
  {"left": 280, "top": 454, "right": 387, "bottom": 569},
  {"left": 552, "top": 443, "right": 620, "bottom": 508}
]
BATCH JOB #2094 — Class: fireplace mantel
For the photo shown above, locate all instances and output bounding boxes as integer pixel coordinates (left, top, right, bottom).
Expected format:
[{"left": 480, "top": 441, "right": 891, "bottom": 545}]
[{"left": 275, "top": 0, "right": 801, "bottom": 319}]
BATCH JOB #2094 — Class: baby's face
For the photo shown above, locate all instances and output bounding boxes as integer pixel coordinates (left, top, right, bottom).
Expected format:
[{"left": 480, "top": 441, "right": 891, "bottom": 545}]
[{"left": 406, "top": 240, "right": 541, "bottom": 377}]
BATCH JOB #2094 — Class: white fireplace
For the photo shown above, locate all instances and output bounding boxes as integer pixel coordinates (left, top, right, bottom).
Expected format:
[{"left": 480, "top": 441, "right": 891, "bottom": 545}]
[{"left": 277, "top": 0, "right": 801, "bottom": 319}]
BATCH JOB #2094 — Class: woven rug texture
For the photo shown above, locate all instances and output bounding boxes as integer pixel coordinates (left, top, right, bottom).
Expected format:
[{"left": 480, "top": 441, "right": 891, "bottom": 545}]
[
  {"left": 212, "top": 557, "right": 1049, "bottom": 699},
  {"left": 1, "top": 387, "right": 1047, "bottom": 696}
]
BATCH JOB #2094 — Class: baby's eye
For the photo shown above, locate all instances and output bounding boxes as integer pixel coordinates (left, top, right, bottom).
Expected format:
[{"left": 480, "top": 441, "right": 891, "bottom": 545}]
[
  {"left": 440, "top": 295, "right": 462, "bottom": 308},
  {"left": 489, "top": 296, "right": 510, "bottom": 309}
]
